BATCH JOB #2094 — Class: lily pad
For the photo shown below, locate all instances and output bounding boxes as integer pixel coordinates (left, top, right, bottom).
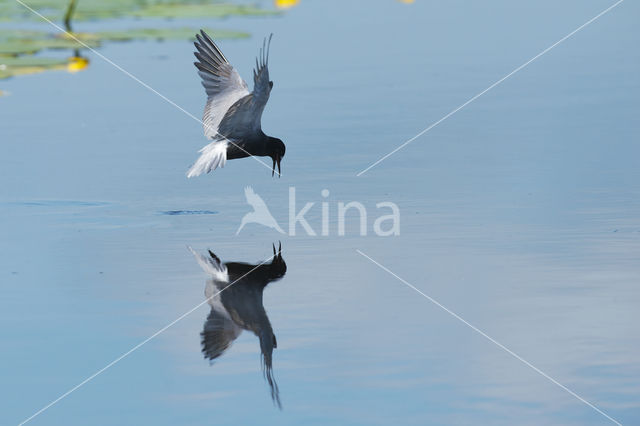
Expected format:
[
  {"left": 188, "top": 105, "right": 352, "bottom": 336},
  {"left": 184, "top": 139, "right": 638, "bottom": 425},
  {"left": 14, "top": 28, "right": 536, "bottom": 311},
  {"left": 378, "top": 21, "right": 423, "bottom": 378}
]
[
  {"left": 0, "top": 26, "right": 246, "bottom": 57},
  {"left": 13, "top": 0, "right": 142, "bottom": 21},
  {"left": 93, "top": 27, "right": 249, "bottom": 42},
  {"left": 0, "top": 37, "right": 98, "bottom": 56},
  {"left": 0, "top": 56, "right": 68, "bottom": 67},
  {"left": 4, "top": 0, "right": 278, "bottom": 22},
  {"left": 0, "top": 29, "right": 50, "bottom": 39},
  {"left": 0, "top": 0, "right": 282, "bottom": 81},
  {"left": 131, "top": 3, "right": 278, "bottom": 19},
  {"left": 0, "top": 43, "right": 41, "bottom": 56},
  {"left": 0, "top": 55, "right": 69, "bottom": 79}
]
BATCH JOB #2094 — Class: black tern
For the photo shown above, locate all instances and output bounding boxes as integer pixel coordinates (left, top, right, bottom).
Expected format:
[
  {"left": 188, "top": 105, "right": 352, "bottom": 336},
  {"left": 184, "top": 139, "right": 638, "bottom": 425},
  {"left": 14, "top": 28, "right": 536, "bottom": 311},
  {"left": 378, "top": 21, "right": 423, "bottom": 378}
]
[{"left": 187, "top": 30, "right": 286, "bottom": 178}]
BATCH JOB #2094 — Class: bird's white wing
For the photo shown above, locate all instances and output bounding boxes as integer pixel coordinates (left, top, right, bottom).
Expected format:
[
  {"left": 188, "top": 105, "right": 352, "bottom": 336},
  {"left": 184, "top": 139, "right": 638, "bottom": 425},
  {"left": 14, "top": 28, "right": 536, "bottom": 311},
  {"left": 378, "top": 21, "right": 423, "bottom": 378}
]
[
  {"left": 189, "top": 246, "right": 229, "bottom": 283},
  {"left": 216, "top": 35, "right": 273, "bottom": 141},
  {"left": 194, "top": 30, "right": 250, "bottom": 140}
]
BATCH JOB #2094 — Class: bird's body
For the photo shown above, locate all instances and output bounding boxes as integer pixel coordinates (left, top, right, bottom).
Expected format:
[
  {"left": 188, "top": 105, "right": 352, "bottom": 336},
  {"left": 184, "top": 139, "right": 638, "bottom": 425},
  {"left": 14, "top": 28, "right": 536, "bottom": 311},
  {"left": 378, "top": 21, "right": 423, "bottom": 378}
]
[{"left": 187, "top": 31, "right": 285, "bottom": 178}]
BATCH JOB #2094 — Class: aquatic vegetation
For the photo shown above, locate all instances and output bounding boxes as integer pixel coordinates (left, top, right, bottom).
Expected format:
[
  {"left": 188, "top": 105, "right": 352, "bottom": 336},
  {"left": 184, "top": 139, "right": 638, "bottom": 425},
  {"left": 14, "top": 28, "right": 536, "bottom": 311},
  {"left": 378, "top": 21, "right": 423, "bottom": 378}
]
[
  {"left": 131, "top": 3, "right": 278, "bottom": 19},
  {"left": 91, "top": 27, "right": 249, "bottom": 42},
  {"left": 0, "top": 0, "right": 279, "bottom": 81},
  {"left": 0, "top": 36, "right": 98, "bottom": 56},
  {"left": 0, "top": 29, "right": 47, "bottom": 39},
  {"left": 0, "top": 0, "right": 277, "bottom": 22},
  {"left": 0, "top": 26, "right": 249, "bottom": 80},
  {"left": 0, "top": 55, "right": 69, "bottom": 79},
  {"left": 66, "top": 55, "right": 88, "bottom": 72},
  {"left": 0, "top": 29, "right": 90, "bottom": 78}
]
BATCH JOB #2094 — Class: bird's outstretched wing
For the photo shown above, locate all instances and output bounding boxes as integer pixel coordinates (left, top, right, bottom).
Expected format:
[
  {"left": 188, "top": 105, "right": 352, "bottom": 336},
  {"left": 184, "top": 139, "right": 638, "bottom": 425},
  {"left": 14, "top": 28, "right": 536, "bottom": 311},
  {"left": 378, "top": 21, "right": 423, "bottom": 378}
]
[
  {"left": 201, "top": 307, "right": 242, "bottom": 362},
  {"left": 194, "top": 30, "right": 250, "bottom": 140},
  {"left": 216, "top": 34, "right": 274, "bottom": 141}
]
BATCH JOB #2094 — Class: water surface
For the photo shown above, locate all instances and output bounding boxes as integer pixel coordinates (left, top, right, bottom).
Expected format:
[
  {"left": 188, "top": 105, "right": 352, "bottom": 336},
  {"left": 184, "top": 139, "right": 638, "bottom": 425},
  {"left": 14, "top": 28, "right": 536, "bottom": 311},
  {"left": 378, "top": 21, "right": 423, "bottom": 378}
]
[{"left": 1, "top": 1, "right": 639, "bottom": 425}]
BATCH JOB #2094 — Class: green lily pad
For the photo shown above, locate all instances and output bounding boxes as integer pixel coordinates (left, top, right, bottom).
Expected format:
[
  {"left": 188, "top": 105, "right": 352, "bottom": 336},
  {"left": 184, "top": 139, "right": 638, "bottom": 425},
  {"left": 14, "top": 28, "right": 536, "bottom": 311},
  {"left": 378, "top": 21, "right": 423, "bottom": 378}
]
[
  {"left": 4, "top": 0, "right": 277, "bottom": 22},
  {"left": 131, "top": 3, "right": 278, "bottom": 19},
  {"left": 93, "top": 27, "right": 249, "bottom": 42},
  {"left": 0, "top": 55, "right": 69, "bottom": 79},
  {"left": 0, "top": 56, "right": 68, "bottom": 66},
  {"left": 0, "top": 29, "right": 50, "bottom": 39},
  {"left": 0, "top": 0, "right": 282, "bottom": 81},
  {"left": 13, "top": 0, "right": 139, "bottom": 21},
  {"left": 0, "top": 43, "right": 41, "bottom": 56},
  {"left": 0, "top": 37, "right": 98, "bottom": 56},
  {"left": 0, "top": 26, "right": 245, "bottom": 57}
]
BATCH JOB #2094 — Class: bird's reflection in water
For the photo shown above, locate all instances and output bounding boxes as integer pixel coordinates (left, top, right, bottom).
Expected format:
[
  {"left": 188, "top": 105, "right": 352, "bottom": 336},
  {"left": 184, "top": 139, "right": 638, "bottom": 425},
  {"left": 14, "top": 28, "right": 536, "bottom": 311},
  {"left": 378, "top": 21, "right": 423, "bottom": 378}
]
[{"left": 189, "top": 243, "right": 287, "bottom": 408}]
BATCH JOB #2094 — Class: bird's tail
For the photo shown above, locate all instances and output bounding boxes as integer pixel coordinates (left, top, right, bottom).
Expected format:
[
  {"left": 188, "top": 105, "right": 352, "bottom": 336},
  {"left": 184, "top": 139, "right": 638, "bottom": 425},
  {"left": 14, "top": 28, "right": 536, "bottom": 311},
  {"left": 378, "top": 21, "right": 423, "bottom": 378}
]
[
  {"left": 187, "top": 141, "right": 228, "bottom": 178},
  {"left": 188, "top": 246, "right": 229, "bottom": 282}
]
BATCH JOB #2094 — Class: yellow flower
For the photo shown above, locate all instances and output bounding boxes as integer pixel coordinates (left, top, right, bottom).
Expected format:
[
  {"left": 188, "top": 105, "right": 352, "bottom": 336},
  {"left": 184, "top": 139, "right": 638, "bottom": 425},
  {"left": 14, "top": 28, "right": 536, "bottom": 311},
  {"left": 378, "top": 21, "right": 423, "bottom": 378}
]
[
  {"left": 274, "top": 0, "right": 299, "bottom": 10},
  {"left": 67, "top": 56, "right": 90, "bottom": 73}
]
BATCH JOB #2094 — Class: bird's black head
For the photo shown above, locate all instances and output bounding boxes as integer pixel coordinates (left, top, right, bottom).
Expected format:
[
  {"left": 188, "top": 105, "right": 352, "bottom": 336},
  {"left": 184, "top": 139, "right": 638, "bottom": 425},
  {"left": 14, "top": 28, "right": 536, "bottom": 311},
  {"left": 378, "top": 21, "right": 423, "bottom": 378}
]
[{"left": 268, "top": 137, "right": 286, "bottom": 177}]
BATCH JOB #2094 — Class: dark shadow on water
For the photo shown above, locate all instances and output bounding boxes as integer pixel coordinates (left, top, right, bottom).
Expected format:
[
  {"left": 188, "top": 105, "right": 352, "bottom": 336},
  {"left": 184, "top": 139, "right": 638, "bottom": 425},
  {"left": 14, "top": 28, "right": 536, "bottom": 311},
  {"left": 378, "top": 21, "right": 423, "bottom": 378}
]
[
  {"left": 189, "top": 243, "right": 287, "bottom": 409},
  {"left": 160, "top": 210, "right": 218, "bottom": 216}
]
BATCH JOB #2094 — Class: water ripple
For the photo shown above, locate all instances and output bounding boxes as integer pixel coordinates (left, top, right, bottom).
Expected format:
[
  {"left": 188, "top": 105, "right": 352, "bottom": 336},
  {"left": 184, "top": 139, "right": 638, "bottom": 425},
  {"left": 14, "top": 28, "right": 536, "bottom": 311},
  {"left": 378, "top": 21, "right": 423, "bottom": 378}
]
[{"left": 159, "top": 210, "right": 218, "bottom": 216}]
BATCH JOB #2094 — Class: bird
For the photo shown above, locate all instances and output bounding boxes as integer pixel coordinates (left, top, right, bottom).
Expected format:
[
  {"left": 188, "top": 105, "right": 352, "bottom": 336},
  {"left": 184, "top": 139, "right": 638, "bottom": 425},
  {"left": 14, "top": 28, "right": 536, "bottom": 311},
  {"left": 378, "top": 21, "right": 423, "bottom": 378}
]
[
  {"left": 188, "top": 243, "right": 287, "bottom": 408},
  {"left": 187, "top": 30, "right": 286, "bottom": 178},
  {"left": 236, "top": 186, "right": 284, "bottom": 235}
]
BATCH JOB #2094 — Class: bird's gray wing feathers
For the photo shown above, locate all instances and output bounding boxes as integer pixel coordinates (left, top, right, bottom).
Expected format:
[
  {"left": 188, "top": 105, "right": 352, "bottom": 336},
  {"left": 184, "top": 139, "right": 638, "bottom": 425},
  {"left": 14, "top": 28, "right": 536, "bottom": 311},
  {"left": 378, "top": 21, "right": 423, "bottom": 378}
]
[
  {"left": 251, "top": 33, "right": 273, "bottom": 111},
  {"left": 201, "top": 303, "right": 242, "bottom": 362},
  {"left": 216, "top": 34, "right": 273, "bottom": 141},
  {"left": 194, "top": 30, "right": 249, "bottom": 140}
]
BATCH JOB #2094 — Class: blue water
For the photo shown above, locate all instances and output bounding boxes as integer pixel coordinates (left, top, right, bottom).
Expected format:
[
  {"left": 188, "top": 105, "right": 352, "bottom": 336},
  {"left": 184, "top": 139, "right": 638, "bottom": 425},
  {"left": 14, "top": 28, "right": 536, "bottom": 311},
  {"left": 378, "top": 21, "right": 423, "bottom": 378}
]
[{"left": 1, "top": 0, "right": 639, "bottom": 424}]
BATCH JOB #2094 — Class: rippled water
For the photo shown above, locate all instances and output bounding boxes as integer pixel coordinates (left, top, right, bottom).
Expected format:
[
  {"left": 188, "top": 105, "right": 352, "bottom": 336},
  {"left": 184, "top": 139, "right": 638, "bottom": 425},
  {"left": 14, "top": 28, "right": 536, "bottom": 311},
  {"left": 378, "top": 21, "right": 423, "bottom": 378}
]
[{"left": 1, "top": 1, "right": 639, "bottom": 425}]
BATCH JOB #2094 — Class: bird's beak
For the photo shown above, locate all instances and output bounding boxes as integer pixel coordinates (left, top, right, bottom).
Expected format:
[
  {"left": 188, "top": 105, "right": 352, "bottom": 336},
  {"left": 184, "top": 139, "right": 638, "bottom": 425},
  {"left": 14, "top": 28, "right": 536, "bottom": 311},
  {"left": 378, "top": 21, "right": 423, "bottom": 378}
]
[{"left": 271, "top": 156, "right": 282, "bottom": 177}]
